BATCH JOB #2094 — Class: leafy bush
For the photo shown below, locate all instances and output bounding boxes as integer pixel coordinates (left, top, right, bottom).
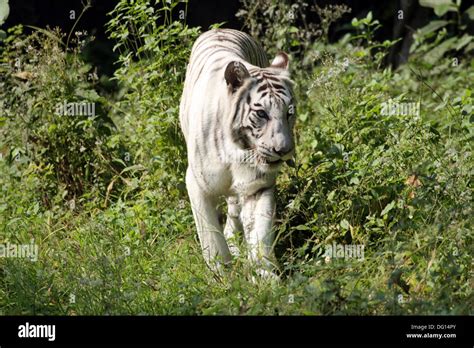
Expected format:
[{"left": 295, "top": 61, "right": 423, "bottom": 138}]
[
  {"left": 411, "top": 0, "right": 474, "bottom": 72},
  {"left": 105, "top": 0, "right": 199, "bottom": 203},
  {"left": 275, "top": 10, "right": 472, "bottom": 313},
  {"left": 0, "top": 26, "right": 125, "bottom": 208}
]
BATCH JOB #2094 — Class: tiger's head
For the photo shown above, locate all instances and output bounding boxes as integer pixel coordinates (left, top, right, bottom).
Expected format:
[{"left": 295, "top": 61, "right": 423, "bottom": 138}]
[{"left": 224, "top": 52, "right": 295, "bottom": 167}]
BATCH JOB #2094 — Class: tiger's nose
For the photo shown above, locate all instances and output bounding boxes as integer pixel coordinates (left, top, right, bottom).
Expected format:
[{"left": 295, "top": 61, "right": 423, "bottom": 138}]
[{"left": 273, "top": 142, "right": 292, "bottom": 156}]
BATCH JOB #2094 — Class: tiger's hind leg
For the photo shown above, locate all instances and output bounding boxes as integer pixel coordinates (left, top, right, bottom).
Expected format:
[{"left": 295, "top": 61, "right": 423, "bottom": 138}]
[
  {"left": 223, "top": 196, "right": 243, "bottom": 257},
  {"left": 186, "top": 168, "right": 231, "bottom": 271}
]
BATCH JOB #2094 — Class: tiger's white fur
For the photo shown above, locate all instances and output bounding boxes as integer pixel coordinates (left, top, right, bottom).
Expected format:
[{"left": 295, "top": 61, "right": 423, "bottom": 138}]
[{"left": 179, "top": 29, "right": 295, "bottom": 276}]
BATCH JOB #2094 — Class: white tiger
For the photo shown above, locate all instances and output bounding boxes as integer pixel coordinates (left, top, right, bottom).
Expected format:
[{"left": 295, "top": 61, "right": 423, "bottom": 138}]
[{"left": 179, "top": 28, "right": 295, "bottom": 277}]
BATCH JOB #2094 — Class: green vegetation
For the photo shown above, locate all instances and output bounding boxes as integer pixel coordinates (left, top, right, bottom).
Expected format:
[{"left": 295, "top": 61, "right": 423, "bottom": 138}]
[{"left": 0, "top": 0, "right": 472, "bottom": 315}]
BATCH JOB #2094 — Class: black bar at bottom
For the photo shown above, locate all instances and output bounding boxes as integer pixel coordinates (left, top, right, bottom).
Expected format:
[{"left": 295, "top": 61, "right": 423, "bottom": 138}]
[{"left": 0, "top": 316, "right": 471, "bottom": 346}]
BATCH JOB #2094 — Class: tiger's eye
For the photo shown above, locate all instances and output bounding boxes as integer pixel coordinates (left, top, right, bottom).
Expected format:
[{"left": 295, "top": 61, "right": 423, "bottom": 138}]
[{"left": 256, "top": 110, "right": 269, "bottom": 120}]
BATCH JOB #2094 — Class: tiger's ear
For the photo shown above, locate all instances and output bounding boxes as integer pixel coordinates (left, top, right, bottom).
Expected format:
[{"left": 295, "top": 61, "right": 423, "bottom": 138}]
[
  {"left": 225, "top": 61, "right": 250, "bottom": 93},
  {"left": 270, "top": 52, "right": 289, "bottom": 70}
]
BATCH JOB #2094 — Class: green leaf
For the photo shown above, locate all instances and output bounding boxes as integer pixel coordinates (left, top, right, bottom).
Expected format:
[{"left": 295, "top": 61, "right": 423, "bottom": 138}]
[
  {"left": 419, "top": 0, "right": 457, "bottom": 16},
  {"left": 120, "top": 164, "right": 146, "bottom": 174},
  {"left": 299, "top": 112, "right": 308, "bottom": 122},
  {"left": 417, "top": 20, "right": 449, "bottom": 37},
  {"left": 112, "top": 158, "right": 127, "bottom": 167},
  {"left": 327, "top": 190, "right": 336, "bottom": 202},
  {"left": 0, "top": 0, "right": 9, "bottom": 26},
  {"left": 466, "top": 41, "right": 474, "bottom": 53},
  {"left": 75, "top": 88, "right": 100, "bottom": 101},
  {"left": 366, "top": 11, "right": 373, "bottom": 22},
  {"left": 294, "top": 225, "right": 312, "bottom": 231},
  {"left": 340, "top": 219, "right": 350, "bottom": 230},
  {"left": 465, "top": 6, "right": 474, "bottom": 20},
  {"left": 455, "top": 34, "right": 473, "bottom": 51},
  {"left": 288, "top": 26, "right": 299, "bottom": 33},
  {"left": 350, "top": 177, "right": 360, "bottom": 185},
  {"left": 381, "top": 201, "right": 396, "bottom": 216},
  {"left": 209, "top": 22, "right": 226, "bottom": 30},
  {"left": 435, "top": 4, "right": 456, "bottom": 16}
]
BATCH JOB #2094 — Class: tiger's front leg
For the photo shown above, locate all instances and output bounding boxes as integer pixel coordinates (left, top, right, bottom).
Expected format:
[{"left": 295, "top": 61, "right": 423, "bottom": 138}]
[
  {"left": 223, "top": 196, "right": 243, "bottom": 257},
  {"left": 241, "top": 188, "right": 278, "bottom": 278},
  {"left": 186, "top": 168, "right": 232, "bottom": 271}
]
